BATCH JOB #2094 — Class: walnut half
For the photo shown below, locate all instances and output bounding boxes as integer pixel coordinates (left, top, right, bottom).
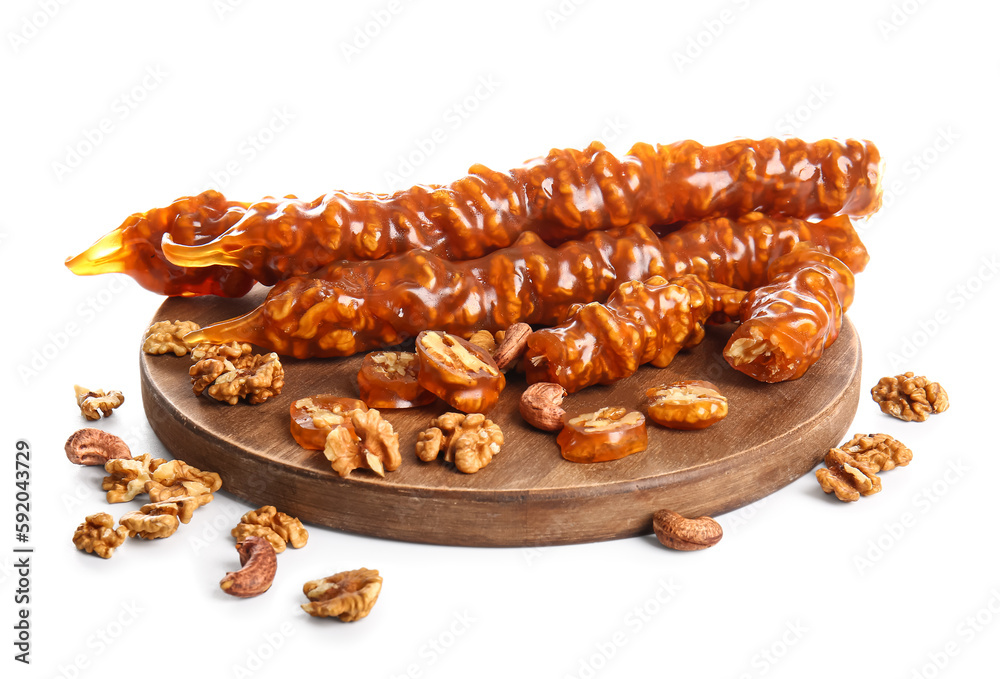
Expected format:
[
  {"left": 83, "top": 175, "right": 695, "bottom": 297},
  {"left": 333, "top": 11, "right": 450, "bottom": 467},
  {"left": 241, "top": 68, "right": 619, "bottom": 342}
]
[
  {"left": 74, "top": 385, "right": 124, "bottom": 420},
  {"left": 415, "top": 412, "right": 504, "bottom": 474},
  {"left": 73, "top": 513, "right": 129, "bottom": 558},
  {"left": 816, "top": 433, "right": 912, "bottom": 502},
  {"left": 871, "top": 372, "right": 949, "bottom": 422}
]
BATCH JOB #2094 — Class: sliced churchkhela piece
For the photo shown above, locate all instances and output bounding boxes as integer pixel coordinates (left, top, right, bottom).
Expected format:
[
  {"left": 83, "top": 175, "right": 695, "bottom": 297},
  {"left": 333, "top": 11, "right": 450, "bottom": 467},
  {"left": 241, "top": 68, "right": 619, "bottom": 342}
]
[
  {"left": 65, "top": 191, "right": 255, "bottom": 298},
  {"left": 183, "top": 214, "right": 867, "bottom": 359},
  {"left": 723, "top": 244, "right": 855, "bottom": 383},
  {"left": 68, "top": 138, "right": 881, "bottom": 295},
  {"left": 522, "top": 276, "right": 746, "bottom": 393}
]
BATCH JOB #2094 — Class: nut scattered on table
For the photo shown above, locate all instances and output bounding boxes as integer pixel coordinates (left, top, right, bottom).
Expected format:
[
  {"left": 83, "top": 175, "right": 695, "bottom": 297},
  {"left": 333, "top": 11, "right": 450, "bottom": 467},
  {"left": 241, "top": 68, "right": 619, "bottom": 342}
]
[
  {"left": 150, "top": 459, "right": 223, "bottom": 494},
  {"left": 142, "top": 320, "right": 201, "bottom": 356},
  {"left": 871, "top": 372, "right": 949, "bottom": 422},
  {"left": 645, "top": 380, "right": 728, "bottom": 430},
  {"left": 468, "top": 330, "right": 497, "bottom": 353},
  {"left": 415, "top": 412, "right": 504, "bottom": 474},
  {"left": 235, "top": 505, "right": 308, "bottom": 550},
  {"left": 103, "top": 453, "right": 164, "bottom": 503},
  {"left": 64, "top": 428, "right": 131, "bottom": 466},
  {"left": 816, "top": 433, "right": 912, "bottom": 502},
  {"left": 220, "top": 536, "right": 278, "bottom": 598},
  {"left": 190, "top": 352, "right": 284, "bottom": 405},
  {"left": 118, "top": 511, "right": 180, "bottom": 539},
  {"left": 492, "top": 322, "right": 531, "bottom": 371},
  {"left": 74, "top": 385, "right": 124, "bottom": 420},
  {"left": 301, "top": 568, "right": 383, "bottom": 622},
  {"left": 73, "top": 513, "right": 129, "bottom": 558},
  {"left": 519, "top": 382, "right": 567, "bottom": 431},
  {"left": 652, "top": 510, "right": 723, "bottom": 551}
]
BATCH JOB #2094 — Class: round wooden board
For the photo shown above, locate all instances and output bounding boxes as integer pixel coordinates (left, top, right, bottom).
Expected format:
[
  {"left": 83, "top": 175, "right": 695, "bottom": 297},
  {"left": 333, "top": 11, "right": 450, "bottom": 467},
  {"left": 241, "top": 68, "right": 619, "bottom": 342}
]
[{"left": 140, "top": 287, "right": 861, "bottom": 547}]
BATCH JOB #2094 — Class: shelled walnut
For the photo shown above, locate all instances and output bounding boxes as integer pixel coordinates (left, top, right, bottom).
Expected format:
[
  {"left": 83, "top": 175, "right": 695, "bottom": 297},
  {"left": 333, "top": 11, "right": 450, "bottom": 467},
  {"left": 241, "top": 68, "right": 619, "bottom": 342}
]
[
  {"left": 815, "top": 433, "right": 912, "bottom": 502},
  {"left": 415, "top": 412, "right": 504, "bottom": 474},
  {"left": 73, "top": 513, "right": 128, "bottom": 558},
  {"left": 190, "top": 340, "right": 253, "bottom": 361},
  {"left": 143, "top": 320, "right": 201, "bottom": 356},
  {"left": 871, "top": 372, "right": 949, "bottom": 422},
  {"left": 119, "top": 511, "right": 179, "bottom": 539},
  {"left": 103, "top": 454, "right": 164, "bottom": 503},
  {"left": 235, "top": 505, "right": 308, "bottom": 550},
  {"left": 322, "top": 409, "right": 400, "bottom": 478},
  {"left": 190, "top": 352, "right": 284, "bottom": 405},
  {"left": 138, "top": 496, "right": 205, "bottom": 524},
  {"left": 74, "top": 385, "right": 124, "bottom": 420},
  {"left": 301, "top": 568, "right": 383, "bottom": 622}
]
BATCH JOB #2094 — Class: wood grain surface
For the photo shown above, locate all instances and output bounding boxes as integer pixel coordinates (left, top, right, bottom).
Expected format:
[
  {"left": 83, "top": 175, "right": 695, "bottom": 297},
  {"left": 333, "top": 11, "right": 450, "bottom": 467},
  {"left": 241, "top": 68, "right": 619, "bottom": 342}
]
[{"left": 140, "top": 286, "right": 862, "bottom": 547}]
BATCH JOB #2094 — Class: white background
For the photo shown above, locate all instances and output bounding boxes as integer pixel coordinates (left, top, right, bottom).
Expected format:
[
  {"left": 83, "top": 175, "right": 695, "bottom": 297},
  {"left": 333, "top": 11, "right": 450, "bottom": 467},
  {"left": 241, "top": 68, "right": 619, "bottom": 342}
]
[{"left": 2, "top": 1, "right": 999, "bottom": 677}]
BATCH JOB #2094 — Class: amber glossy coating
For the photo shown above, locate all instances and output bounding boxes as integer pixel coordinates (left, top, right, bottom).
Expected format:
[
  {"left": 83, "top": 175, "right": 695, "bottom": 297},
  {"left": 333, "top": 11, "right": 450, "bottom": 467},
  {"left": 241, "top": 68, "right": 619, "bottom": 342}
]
[
  {"left": 289, "top": 395, "right": 367, "bottom": 450},
  {"left": 524, "top": 276, "right": 745, "bottom": 393},
  {"left": 723, "top": 244, "right": 855, "bottom": 383},
  {"left": 556, "top": 407, "right": 648, "bottom": 463},
  {"left": 184, "top": 214, "right": 866, "bottom": 359},
  {"left": 65, "top": 191, "right": 255, "bottom": 297},
  {"left": 645, "top": 381, "right": 728, "bottom": 430},
  {"left": 415, "top": 331, "right": 505, "bottom": 414},
  {"left": 357, "top": 352, "right": 436, "bottom": 409},
  {"left": 68, "top": 139, "right": 881, "bottom": 296},
  {"left": 159, "top": 139, "right": 880, "bottom": 286}
]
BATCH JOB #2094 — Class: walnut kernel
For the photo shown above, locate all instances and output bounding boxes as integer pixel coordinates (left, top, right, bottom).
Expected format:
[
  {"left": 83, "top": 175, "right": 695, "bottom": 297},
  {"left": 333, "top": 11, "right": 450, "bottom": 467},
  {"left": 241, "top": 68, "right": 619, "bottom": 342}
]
[
  {"left": 816, "top": 433, "right": 912, "bottom": 502},
  {"left": 415, "top": 412, "right": 504, "bottom": 473},
  {"left": 190, "top": 352, "right": 284, "bottom": 405},
  {"left": 73, "top": 513, "right": 129, "bottom": 558},
  {"left": 301, "top": 568, "right": 383, "bottom": 621},
  {"left": 119, "top": 511, "right": 179, "bottom": 539},
  {"left": 871, "top": 372, "right": 949, "bottom": 422},
  {"left": 103, "top": 454, "right": 164, "bottom": 503},
  {"left": 143, "top": 320, "right": 201, "bottom": 356},
  {"left": 74, "top": 385, "right": 124, "bottom": 420}
]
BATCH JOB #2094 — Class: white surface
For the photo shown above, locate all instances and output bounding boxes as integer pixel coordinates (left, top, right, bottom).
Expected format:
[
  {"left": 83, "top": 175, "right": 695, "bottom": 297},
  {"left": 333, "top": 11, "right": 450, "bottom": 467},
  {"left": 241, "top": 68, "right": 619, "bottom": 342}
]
[{"left": 2, "top": 1, "right": 998, "bottom": 677}]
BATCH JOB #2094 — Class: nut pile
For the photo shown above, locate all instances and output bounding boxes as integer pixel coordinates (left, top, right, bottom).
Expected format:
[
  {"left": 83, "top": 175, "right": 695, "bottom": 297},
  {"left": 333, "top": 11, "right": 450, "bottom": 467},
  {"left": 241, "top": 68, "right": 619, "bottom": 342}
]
[{"left": 816, "top": 433, "right": 913, "bottom": 502}]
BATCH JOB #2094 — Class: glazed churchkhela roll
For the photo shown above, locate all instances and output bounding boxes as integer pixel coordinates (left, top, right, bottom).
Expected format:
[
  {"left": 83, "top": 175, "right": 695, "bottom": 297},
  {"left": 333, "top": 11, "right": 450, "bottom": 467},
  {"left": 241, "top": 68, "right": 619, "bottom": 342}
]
[
  {"left": 66, "top": 138, "right": 882, "bottom": 296},
  {"left": 522, "top": 275, "right": 747, "bottom": 393},
  {"left": 183, "top": 214, "right": 868, "bottom": 359}
]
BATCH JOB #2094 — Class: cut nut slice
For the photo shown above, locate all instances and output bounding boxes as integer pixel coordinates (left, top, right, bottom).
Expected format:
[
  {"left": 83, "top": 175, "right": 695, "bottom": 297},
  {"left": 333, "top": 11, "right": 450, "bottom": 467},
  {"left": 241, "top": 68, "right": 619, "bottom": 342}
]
[
  {"left": 645, "top": 380, "right": 728, "bottom": 430},
  {"left": 415, "top": 331, "right": 505, "bottom": 413},
  {"left": 557, "top": 407, "right": 647, "bottom": 463},
  {"left": 289, "top": 395, "right": 368, "bottom": 450},
  {"left": 357, "top": 351, "right": 436, "bottom": 409}
]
